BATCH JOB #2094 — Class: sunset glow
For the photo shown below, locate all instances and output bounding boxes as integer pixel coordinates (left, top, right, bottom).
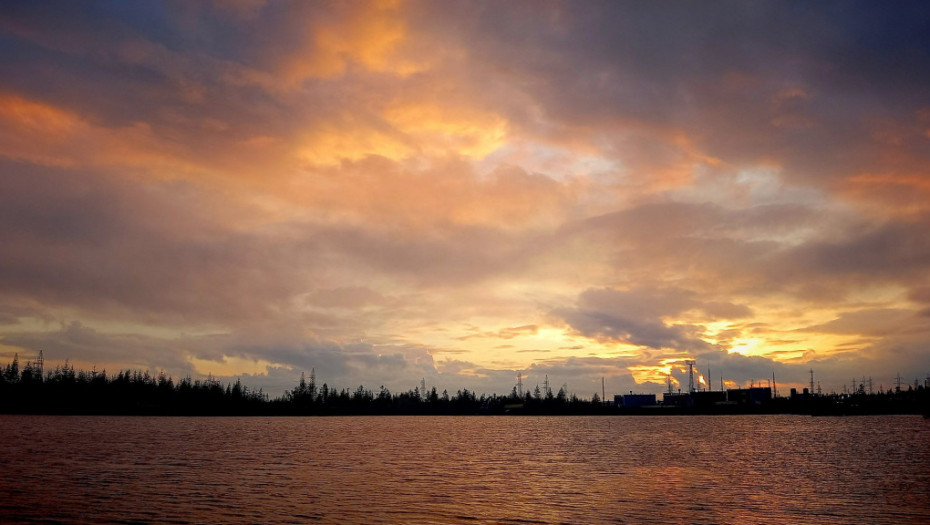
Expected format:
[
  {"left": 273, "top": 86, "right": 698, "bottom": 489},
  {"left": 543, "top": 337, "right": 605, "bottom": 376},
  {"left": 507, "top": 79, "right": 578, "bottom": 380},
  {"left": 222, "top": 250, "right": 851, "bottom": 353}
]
[{"left": 1, "top": 1, "right": 929, "bottom": 397}]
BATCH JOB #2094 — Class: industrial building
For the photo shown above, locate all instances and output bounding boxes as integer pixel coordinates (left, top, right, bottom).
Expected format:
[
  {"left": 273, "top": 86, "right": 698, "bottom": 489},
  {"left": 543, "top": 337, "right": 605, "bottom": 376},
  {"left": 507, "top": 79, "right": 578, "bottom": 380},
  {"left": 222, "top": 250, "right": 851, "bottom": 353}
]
[
  {"left": 662, "top": 387, "right": 771, "bottom": 407},
  {"left": 725, "top": 387, "right": 772, "bottom": 405},
  {"left": 614, "top": 393, "right": 657, "bottom": 408}
]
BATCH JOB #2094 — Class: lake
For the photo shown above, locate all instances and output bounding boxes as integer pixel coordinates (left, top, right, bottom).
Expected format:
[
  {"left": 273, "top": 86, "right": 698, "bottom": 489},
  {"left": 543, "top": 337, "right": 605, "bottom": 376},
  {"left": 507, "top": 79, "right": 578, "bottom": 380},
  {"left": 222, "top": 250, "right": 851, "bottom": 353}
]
[{"left": 1, "top": 415, "right": 928, "bottom": 524}]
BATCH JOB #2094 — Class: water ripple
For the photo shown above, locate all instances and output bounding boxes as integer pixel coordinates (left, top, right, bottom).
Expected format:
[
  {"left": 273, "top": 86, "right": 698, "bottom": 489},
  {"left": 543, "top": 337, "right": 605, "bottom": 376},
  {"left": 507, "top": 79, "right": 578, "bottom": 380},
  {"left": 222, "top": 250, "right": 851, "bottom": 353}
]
[{"left": 0, "top": 415, "right": 928, "bottom": 523}]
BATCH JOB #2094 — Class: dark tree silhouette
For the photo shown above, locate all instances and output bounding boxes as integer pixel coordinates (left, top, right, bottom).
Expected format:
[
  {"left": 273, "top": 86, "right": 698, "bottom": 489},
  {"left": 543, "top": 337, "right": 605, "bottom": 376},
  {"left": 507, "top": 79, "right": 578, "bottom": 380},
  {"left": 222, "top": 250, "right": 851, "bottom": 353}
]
[{"left": 1, "top": 357, "right": 927, "bottom": 416}]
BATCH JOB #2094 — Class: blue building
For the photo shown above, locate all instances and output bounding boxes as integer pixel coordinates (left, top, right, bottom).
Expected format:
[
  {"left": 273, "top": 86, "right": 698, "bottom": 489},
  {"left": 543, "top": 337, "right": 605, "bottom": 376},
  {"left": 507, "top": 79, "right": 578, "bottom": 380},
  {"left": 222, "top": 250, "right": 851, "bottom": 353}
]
[{"left": 617, "top": 393, "right": 657, "bottom": 408}]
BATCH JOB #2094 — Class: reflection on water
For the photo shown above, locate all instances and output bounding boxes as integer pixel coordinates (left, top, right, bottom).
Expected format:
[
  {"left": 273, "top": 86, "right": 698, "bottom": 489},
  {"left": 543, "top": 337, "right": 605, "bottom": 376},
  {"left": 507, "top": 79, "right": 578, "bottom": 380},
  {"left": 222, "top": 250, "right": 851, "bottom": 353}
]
[{"left": 1, "top": 415, "right": 928, "bottom": 524}]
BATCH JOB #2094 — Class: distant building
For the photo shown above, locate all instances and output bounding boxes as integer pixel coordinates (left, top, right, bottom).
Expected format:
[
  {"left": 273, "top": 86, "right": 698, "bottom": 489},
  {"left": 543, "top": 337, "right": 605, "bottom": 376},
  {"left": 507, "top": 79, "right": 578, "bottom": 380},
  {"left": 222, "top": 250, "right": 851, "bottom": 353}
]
[
  {"left": 617, "top": 393, "right": 656, "bottom": 408},
  {"left": 691, "top": 390, "right": 727, "bottom": 406},
  {"left": 662, "top": 391, "right": 692, "bottom": 407},
  {"left": 726, "top": 387, "right": 772, "bottom": 405},
  {"left": 790, "top": 387, "right": 812, "bottom": 401},
  {"left": 662, "top": 390, "right": 727, "bottom": 407}
]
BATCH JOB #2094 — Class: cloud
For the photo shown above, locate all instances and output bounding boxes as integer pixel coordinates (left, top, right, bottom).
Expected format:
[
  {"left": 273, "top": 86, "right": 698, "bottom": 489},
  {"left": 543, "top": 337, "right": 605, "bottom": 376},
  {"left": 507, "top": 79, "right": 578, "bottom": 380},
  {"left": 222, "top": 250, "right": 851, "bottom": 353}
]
[
  {"left": 0, "top": 321, "right": 193, "bottom": 372},
  {"left": 1, "top": 2, "right": 929, "bottom": 397},
  {"left": 801, "top": 309, "right": 926, "bottom": 337},
  {"left": 554, "top": 287, "right": 738, "bottom": 351},
  {"left": 456, "top": 324, "right": 538, "bottom": 342},
  {"left": 304, "top": 287, "right": 387, "bottom": 309},
  {"left": 774, "top": 217, "right": 930, "bottom": 285},
  {"left": 0, "top": 161, "right": 309, "bottom": 324}
]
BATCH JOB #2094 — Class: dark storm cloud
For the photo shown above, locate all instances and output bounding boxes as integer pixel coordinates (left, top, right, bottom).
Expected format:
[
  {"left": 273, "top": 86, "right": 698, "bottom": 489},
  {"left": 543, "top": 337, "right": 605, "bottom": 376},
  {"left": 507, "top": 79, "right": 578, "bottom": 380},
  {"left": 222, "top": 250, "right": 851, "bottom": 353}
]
[{"left": 553, "top": 287, "right": 744, "bottom": 351}]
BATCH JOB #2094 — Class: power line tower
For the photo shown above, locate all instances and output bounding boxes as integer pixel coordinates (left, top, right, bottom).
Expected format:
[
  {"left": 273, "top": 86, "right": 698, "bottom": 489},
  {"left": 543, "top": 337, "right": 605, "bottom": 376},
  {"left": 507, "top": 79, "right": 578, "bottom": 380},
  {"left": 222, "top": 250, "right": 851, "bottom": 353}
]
[
  {"left": 895, "top": 373, "right": 902, "bottom": 393},
  {"left": 516, "top": 373, "right": 524, "bottom": 398},
  {"left": 543, "top": 374, "right": 551, "bottom": 397},
  {"left": 809, "top": 369, "right": 815, "bottom": 394}
]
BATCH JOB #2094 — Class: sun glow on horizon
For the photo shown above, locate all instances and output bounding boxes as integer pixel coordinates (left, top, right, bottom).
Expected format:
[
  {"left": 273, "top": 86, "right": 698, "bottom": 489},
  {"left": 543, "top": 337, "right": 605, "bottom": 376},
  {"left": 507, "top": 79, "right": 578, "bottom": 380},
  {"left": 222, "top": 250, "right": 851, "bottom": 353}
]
[{"left": 188, "top": 355, "right": 283, "bottom": 378}]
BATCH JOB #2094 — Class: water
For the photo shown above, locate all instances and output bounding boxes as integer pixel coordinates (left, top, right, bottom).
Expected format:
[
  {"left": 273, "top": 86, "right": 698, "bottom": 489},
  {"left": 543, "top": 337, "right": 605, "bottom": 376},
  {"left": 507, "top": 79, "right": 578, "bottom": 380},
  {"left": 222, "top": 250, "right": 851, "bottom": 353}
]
[{"left": 0, "top": 415, "right": 928, "bottom": 524}]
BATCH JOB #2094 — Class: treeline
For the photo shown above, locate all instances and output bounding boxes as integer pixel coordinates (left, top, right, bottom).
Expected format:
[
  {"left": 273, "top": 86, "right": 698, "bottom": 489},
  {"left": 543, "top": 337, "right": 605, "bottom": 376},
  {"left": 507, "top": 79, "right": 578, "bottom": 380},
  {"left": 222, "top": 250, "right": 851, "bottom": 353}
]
[
  {"left": 0, "top": 357, "right": 610, "bottom": 416},
  {"left": 789, "top": 386, "right": 930, "bottom": 416},
  {"left": 279, "top": 372, "right": 609, "bottom": 415},
  {"left": 0, "top": 357, "right": 268, "bottom": 415},
  {"left": 4, "top": 356, "right": 927, "bottom": 416}
]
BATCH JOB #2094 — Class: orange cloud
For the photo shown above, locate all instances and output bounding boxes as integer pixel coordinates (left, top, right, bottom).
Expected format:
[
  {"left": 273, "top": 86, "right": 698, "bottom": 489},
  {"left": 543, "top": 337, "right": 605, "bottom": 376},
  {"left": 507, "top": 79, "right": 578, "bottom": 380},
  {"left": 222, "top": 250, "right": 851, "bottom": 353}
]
[
  {"left": 0, "top": 93, "right": 207, "bottom": 177},
  {"left": 0, "top": 94, "right": 84, "bottom": 167},
  {"left": 287, "top": 157, "right": 577, "bottom": 230},
  {"left": 279, "top": 0, "right": 422, "bottom": 84},
  {"left": 841, "top": 172, "right": 930, "bottom": 217},
  {"left": 383, "top": 101, "right": 508, "bottom": 158},
  {"left": 297, "top": 101, "right": 508, "bottom": 166}
]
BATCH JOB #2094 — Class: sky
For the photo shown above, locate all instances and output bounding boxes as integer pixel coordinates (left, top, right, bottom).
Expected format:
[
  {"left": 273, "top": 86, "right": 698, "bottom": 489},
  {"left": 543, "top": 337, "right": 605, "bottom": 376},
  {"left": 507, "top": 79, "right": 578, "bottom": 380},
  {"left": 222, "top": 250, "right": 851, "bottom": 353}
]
[{"left": 1, "top": 1, "right": 929, "bottom": 399}]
